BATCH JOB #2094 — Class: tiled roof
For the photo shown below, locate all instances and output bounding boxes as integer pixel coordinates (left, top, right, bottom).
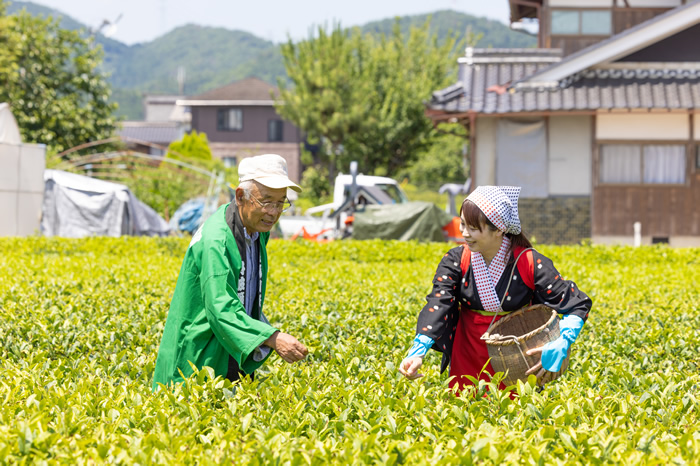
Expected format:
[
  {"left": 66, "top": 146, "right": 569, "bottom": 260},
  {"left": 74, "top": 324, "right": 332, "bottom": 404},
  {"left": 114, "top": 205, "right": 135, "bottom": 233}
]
[
  {"left": 117, "top": 122, "right": 184, "bottom": 144},
  {"left": 186, "top": 77, "right": 278, "bottom": 101},
  {"left": 429, "top": 49, "right": 700, "bottom": 114}
]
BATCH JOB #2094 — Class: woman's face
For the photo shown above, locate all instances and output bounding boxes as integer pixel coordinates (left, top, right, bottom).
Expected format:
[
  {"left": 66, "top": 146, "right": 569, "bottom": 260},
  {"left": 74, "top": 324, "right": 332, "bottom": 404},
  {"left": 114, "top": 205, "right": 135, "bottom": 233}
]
[{"left": 460, "top": 213, "right": 504, "bottom": 258}]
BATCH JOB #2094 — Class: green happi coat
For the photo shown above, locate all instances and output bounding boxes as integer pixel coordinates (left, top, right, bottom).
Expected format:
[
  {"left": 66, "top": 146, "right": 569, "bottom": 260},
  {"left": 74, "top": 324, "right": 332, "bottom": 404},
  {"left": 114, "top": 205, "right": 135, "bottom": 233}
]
[{"left": 152, "top": 203, "right": 278, "bottom": 390}]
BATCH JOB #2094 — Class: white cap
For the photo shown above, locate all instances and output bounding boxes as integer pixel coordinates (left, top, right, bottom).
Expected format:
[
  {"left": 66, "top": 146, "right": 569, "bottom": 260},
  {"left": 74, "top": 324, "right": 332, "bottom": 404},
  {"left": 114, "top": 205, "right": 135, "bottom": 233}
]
[{"left": 238, "top": 154, "right": 301, "bottom": 193}]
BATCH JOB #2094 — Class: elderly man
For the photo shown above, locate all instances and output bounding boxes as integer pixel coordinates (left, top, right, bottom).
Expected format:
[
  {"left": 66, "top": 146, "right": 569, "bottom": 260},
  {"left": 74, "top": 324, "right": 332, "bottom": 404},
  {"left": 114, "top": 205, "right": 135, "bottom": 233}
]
[{"left": 152, "top": 154, "right": 308, "bottom": 390}]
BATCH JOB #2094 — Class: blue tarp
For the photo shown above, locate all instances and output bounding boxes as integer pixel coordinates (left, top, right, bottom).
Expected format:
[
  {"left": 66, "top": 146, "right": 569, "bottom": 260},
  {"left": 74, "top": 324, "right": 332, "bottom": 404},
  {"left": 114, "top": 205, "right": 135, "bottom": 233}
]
[{"left": 169, "top": 197, "right": 206, "bottom": 234}]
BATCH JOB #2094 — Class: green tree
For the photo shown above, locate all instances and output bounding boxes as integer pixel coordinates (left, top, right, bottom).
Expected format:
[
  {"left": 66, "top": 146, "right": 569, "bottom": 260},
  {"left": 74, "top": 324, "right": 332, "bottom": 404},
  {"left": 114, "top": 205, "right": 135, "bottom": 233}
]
[
  {"left": 0, "top": 2, "right": 117, "bottom": 154},
  {"left": 126, "top": 131, "right": 227, "bottom": 220},
  {"left": 343, "top": 22, "right": 461, "bottom": 175},
  {"left": 398, "top": 122, "right": 469, "bottom": 189},
  {"left": 277, "top": 19, "right": 462, "bottom": 179},
  {"left": 277, "top": 25, "right": 373, "bottom": 180},
  {"left": 166, "top": 130, "right": 213, "bottom": 163}
]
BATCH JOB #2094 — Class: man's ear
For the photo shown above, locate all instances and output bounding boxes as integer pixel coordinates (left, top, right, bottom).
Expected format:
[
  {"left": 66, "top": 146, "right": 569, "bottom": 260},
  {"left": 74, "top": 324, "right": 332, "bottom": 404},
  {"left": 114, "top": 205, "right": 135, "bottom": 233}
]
[{"left": 235, "top": 187, "right": 245, "bottom": 203}]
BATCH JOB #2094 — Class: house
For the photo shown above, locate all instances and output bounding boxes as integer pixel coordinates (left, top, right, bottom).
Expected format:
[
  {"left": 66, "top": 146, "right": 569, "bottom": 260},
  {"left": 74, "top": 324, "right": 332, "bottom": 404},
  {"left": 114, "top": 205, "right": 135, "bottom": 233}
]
[
  {"left": 428, "top": 0, "right": 700, "bottom": 246},
  {"left": 177, "top": 77, "right": 302, "bottom": 182},
  {"left": 118, "top": 95, "right": 190, "bottom": 156}
]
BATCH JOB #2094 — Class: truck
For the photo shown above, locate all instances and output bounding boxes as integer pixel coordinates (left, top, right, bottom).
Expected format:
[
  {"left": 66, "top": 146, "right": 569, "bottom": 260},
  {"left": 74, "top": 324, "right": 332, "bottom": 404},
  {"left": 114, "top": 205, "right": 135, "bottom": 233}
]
[{"left": 277, "top": 168, "right": 409, "bottom": 240}]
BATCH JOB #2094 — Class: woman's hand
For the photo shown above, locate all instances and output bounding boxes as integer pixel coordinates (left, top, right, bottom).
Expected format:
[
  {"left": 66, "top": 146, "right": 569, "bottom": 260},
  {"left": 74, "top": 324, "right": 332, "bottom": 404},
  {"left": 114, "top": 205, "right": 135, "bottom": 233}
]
[
  {"left": 398, "top": 356, "right": 424, "bottom": 379},
  {"left": 524, "top": 346, "right": 548, "bottom": 384}
]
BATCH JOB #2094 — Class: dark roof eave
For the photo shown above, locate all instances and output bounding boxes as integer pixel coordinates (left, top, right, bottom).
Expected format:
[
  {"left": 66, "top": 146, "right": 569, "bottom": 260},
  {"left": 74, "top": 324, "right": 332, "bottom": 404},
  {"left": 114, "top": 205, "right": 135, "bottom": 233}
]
[
  {"left": 509, "top": 0, "right": 543, "bottom": 23},
  {"left": 514, "top": 1, "right": 700, "bottom": 87}
]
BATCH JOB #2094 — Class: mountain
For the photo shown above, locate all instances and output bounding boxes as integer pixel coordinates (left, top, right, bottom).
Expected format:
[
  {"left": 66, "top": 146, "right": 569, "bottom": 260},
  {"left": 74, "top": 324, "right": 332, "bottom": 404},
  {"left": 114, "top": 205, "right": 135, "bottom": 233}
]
[
  {"left": 360, "top": 10, "right": 536, "bottom": 49},
  {"left": 5, "top": 2, "right": 536, "bottom": 119},
  {"left": 6, "top": 1, "right": 130, "bottom": 56}
]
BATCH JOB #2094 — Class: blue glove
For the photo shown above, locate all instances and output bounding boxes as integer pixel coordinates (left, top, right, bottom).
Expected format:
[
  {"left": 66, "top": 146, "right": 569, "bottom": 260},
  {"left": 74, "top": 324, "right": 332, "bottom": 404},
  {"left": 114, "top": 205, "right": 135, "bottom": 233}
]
[
  {"left": 406, "top": 334, "right": 435, "bottom": 359},
  {"left": 540, "top": 314, "right": 584, "bottom": 372}
]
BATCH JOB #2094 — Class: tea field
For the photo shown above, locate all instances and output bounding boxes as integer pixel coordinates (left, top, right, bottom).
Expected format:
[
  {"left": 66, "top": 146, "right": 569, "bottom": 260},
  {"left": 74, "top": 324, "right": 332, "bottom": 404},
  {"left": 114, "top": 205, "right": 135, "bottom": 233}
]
[{"left": 0, "top": 237, "right": 699, "bottom": 464}]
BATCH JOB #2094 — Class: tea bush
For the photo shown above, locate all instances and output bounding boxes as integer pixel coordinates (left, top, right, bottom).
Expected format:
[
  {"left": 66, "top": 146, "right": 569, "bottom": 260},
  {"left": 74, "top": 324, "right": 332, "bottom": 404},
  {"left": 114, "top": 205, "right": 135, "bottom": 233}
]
[{"left": 0, "top": 237, "right": 698, "bottom": 464}]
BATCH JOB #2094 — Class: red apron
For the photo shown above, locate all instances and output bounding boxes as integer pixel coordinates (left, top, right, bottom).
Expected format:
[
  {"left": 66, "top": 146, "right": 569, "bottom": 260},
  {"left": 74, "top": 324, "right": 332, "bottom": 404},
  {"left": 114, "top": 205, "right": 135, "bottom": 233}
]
[{"left": 449, "top": 307, "right": 507, "bottom": 392}]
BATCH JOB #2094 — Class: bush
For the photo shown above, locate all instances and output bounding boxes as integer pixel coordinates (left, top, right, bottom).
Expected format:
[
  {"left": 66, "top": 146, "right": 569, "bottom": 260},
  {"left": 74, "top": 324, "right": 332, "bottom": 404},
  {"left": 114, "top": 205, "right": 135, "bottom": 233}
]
[{"left": 1, "top": 238, "right": 699, "bottom": 463}]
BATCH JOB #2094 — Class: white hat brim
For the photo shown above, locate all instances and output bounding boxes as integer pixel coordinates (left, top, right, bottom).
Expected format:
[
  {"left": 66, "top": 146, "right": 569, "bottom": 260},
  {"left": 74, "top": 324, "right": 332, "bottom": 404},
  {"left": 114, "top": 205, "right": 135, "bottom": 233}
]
[{"left": 250, "top": 175, "right": 302, "bottom": 193}]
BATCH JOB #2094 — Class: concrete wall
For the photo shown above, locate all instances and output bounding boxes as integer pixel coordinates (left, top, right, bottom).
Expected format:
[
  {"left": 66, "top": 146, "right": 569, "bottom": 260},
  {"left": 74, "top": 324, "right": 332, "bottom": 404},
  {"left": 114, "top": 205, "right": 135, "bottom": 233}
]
[
  {"left": 548, "top": 115, "right": 592, "bottom": 195},
  {"left": 0, "top": 142, "right": 46, "bottom": 236}
]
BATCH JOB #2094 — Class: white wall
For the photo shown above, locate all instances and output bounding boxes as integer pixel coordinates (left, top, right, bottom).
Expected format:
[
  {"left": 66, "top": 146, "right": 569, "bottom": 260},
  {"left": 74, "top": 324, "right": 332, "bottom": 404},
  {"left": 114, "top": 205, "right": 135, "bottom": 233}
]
[
  {"left": 596, "top": 113, "right": 689, "bottom": 140},
  {"left": 0, "top": 142, "right": 46, "bottom": 236},
  {"left": 694, "top": 114, "right": 700, "bottom": 140},
  {"left": 548, "top": 116, "right": 592, "bottom": 195},
  {"left": 145, "top": 103, "right": 176, "bottom": 122},
  {"left": 626, "top": 0, "right": 682, "bottom": 7},
  {"left": 474, "top": 117, "right": 497, "bottom": 186}
]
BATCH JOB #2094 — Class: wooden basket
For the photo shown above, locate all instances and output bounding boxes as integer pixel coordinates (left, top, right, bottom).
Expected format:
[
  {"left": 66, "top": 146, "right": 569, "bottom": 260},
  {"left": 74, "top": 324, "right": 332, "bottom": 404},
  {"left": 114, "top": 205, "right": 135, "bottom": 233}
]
[{"left": 481, "top": 304, "right": 569, "bottom": 386}]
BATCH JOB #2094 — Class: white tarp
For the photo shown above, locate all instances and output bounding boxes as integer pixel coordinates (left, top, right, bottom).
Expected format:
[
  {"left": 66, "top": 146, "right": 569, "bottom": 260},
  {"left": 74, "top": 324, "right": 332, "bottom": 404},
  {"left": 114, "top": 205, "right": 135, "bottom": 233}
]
[
  {"left": 41, "top": 169, "right": 170, "bottom": 237},
  {"left": 0, "top": 103, "right": 22, "bottom": 144}
]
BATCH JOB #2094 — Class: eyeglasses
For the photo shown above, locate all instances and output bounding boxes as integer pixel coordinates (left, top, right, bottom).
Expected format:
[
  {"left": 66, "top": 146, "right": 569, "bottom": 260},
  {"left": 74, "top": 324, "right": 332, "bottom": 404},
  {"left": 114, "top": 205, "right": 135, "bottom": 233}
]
[{"left": 249, "top": 193, "right": 293, "bottom": 213}]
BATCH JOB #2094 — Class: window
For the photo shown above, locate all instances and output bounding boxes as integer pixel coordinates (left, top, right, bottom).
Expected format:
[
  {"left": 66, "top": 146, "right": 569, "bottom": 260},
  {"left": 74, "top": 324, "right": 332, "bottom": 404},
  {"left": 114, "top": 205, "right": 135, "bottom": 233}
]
[
  {"left": 551, "top": 10, "right": 579, "bottom": 34},
  {"left": 696, "top": 146, "right": 700, "bottom": 169},
  {"left": 581, "top": 11, "right": 611, "bottom": 35},
  {"left": 600, "top": 144, "right": 686, "bottom": 184},
  {"left": 551, "top": 10, "right": 611, "bottom": 35},
  {"left": 223, "top": 156, "right": 237, "bottom": 168},
  {"left": 376, "top": 184, "right": 408, "bottom": 204},
  {"left": 268, "top": 119, "right": 283, "bottom": 142},
  {"left": 217, "top": 108, "right": 243, "bottom": 131}
]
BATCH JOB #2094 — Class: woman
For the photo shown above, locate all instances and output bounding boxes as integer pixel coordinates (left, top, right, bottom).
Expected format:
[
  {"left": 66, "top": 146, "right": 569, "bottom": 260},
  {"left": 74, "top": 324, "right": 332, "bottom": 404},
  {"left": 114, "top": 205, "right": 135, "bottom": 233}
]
[{"left": 398, "top": 186, "right": 592, "bottom": 391}]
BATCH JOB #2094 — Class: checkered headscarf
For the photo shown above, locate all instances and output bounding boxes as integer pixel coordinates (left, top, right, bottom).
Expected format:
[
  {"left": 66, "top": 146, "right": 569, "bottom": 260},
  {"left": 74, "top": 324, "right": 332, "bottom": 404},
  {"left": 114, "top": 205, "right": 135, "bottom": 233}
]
[{"left": 466, "top": 186, "right": 522, "bottom": 235}]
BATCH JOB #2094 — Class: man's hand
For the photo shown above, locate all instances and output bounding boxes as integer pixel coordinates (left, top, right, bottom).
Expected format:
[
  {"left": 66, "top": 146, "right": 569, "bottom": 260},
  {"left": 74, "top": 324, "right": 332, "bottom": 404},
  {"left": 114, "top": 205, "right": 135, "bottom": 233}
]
[
  {"left": 265, "top": 331, "right": 308, "bottom": 363},
  {"left": 398, "top": 356, "right": 424, "bottom": 380}
]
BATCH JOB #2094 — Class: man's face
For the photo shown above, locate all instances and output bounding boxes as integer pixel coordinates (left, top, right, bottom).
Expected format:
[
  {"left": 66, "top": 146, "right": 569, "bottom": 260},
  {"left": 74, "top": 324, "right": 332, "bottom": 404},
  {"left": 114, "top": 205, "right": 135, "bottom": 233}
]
[{"left": 236, "top": 182, "right": 287, "bottom": 234}]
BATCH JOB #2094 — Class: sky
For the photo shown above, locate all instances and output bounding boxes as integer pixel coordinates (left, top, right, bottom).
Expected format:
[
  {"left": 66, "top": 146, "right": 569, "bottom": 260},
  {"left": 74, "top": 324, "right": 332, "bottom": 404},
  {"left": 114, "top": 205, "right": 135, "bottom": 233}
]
[{"left": 22, "top": 0, "right": 512, "bottom": 45}]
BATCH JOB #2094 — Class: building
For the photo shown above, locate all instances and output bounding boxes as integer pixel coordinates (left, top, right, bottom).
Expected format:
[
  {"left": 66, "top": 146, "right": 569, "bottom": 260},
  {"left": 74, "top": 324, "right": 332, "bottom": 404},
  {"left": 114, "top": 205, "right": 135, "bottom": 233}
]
[
  {"left": 118, "top": 95, "right": 190, "bottom": 156},
  {"left": 177, "top": 77, "right": 302, "bottom": 182},
  {"left": 0, "top": 103, "right": 46, "bottom": 236},
  {"left": 428, "top": 0, "right": 700, "bottom": 246}
]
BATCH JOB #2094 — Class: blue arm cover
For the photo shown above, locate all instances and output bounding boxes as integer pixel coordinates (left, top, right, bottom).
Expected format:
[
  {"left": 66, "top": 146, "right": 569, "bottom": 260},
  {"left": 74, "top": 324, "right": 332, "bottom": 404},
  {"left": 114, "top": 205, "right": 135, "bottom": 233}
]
[
  {"left": 541, "top": 314, "right": 584, "bottom": 372},
  {"left": 406, "top": 334, "right": 435, "bottom": 358}
]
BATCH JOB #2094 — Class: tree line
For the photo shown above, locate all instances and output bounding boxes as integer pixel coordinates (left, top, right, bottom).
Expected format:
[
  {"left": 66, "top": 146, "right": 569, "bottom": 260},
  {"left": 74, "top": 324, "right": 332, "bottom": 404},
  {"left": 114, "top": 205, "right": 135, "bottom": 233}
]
[{"left": 1, "top": 4, "right": 473, "bottom": 211}]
